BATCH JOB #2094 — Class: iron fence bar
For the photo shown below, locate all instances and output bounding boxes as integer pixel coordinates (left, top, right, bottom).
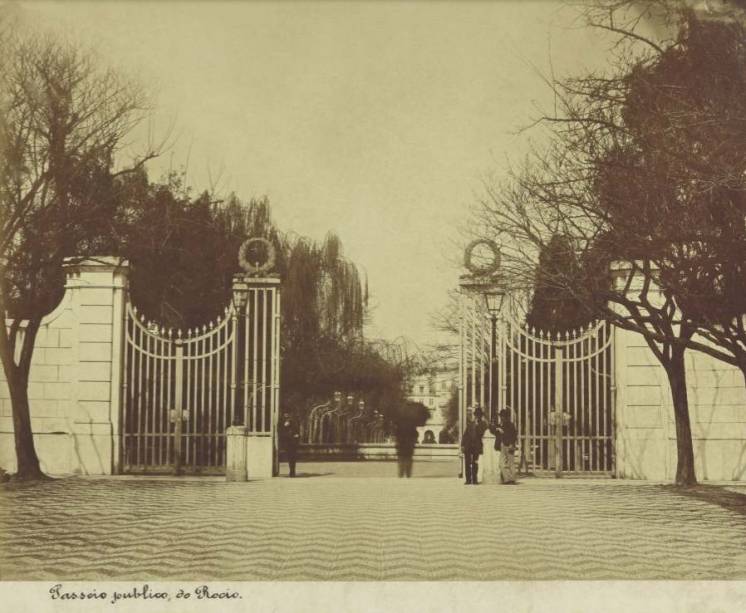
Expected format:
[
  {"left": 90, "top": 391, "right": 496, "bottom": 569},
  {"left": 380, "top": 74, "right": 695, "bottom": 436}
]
[
  {"left": 538, "top": 329, "right": 544, "bottom": 469},
  {"left": 575, "top": 329, "right": 581, "bottom": 471},
  {"left": 166, "top": 332, "right": 173, "bottom": 468},
  {"left": 458, "top": 291, "right": 465, "bottom": 471},
  {"left": 471, "top": 297, "right": 476, "bottom": 410},
  {"left": 242, "top": 295, "right": 249, "bottom": 428},
  {"left": 122, "top": 314, "right": 130, "bottom": 468},
  {"left": 273, "top": 289, "right": 281, "bottom": 460},
  {"left": 186, "top": 328, "right": 197, "bottom": 466},
  {"left": 554, "top": 344, "right": 563, "bottom": 477},
  {"left": 607, "top": 322, "right": 612, "bottom": 472},
  {"left": 146, "top": 328, "right": 154, "bottom": 467},
  {"left": 593, "top": 328, "right": 600, "bottom": 471},
  {"left": 157, "top": 332, "right": 164, "bottom": 467},
  {"left": 262, "top": 289, "right": 269, "bottom": 432},
  {"left": 530, "top": 328, "right": 537, "bottom": 471},
  {"left": 201, "top": 334, "right": 205, "bottom": 466},
  {"left": 214, "top": 320, "right": 222, "bottom": 466},
  {"left": 231, "top": 306, "right": 239, "bottom": 426},
  {"left": 173, "top": 339, "right": 184, "bottom": 475},
  {"left": 252, "top": 288, "right": 259, "bottom": 433},
  {"left": 136, "top": 316, "right": 144, "bottom": 467}
]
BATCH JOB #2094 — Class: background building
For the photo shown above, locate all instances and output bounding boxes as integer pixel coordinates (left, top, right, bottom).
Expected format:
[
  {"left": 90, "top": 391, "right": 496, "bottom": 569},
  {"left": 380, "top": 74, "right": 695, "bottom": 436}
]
[{"left": 407, "top": 362, "right": 458, "bottom": 445}]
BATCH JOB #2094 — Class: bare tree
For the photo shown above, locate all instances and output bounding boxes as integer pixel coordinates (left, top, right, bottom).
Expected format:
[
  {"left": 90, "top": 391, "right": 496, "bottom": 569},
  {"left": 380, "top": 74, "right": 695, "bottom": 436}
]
[
  {"left": 472, "top": 6, "right": 746, "bottom": 485},
  {"left": 0, "top": 34, "right": 157, "bottom": 480}
]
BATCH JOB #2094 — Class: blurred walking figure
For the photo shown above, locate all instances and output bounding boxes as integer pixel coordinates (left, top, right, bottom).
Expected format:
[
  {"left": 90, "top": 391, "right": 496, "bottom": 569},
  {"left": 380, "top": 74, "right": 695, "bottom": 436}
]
[
  {"left": 394, "top": 401, "right": 429, "bottom": 478},
  {"left": 395, "top": 421, "right": 418, "bottom": 477},
  {"left": 461, "top": 406, "right": 488, "bottom": 484},
  {"left": 498, "top": 408, "right": 517, "bottom": 484},
  {"left": 279, "top": 411, "right": 300, "bottom": 477}
]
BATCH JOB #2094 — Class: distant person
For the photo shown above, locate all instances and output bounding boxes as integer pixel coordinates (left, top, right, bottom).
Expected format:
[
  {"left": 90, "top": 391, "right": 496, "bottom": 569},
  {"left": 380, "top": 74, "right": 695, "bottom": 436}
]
[
  {"left": 279, "top": 411, "right": 300, "bottom": 477},
  {"left": 498, "top": 408, "right": 517, "bottom": 484},
  {"left": 461, "top": 406, "right": 488, "bottom": 485},
  {"left": 394, "top": 420, "right": 418, "bottom": 478}
]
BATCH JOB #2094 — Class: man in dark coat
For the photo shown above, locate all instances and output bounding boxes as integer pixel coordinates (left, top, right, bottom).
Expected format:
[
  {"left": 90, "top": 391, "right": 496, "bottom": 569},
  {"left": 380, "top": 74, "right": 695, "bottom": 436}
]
[
  {"left": 461, "top": 406, "right": 488, "bottom": 484},
  {"left": 279, "top": 411, "right": 301, "bottom": 477}
]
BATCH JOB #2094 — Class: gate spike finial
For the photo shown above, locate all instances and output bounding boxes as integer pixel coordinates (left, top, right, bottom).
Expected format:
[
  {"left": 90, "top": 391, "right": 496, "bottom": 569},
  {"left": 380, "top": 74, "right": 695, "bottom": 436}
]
[
  {"left": 187, "top": 328, "right": 193, "bottom": 338},
  {"left": 203, "top": 324, "right": 207, "bottom": 333},
  {"left": 168, "top": 328, "right": 173, "bottom": 338},
  {"left": 177, "top": 329, "right": 182, "bottom": 339},
  {"left": 140, "top": 313, "right": 146, "bottom": 322},
  {"left": 133, "top": 305, "right": 138, "bottom": 315},
  {"left": 209, "top": 320, "right": 214, "bottom": 329}
]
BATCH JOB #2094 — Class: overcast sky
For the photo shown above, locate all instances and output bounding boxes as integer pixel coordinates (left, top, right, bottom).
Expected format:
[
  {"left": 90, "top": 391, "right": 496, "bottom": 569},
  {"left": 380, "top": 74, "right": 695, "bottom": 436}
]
[{"left": 23, "top": 1, "right": 620, "bottom": 348}]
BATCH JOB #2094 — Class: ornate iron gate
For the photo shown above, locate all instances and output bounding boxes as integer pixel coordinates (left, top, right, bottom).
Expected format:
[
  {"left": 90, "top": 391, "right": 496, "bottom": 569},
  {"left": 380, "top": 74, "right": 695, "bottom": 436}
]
[
  {"left": 122, "top": 278, "right": 281, "bottom": 474},
  {"left": 459, "top": 285, "right": 615, "bottom": 475}
]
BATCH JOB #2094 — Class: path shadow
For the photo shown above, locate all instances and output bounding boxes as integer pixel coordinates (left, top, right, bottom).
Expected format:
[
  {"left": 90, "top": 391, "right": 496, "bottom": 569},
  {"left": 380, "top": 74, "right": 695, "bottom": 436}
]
[
  {"left": 282, "top": 472, "right": 334, "bottom": 478},
  {"left": 661, "top": 484, "right": 746, "bottom": 517}
]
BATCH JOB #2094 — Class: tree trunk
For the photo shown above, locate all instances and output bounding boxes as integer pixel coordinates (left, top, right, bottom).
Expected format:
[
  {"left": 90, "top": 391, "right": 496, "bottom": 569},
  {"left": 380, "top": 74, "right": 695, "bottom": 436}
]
[
  {"left": 664, "top": 348, "right": 696, "bottom": 486},
  {"left": 0, "top": 318, "right": 46, "bottom": 480},
  {"left": 8, "top": 366, "right": 45, "bottom": 480}
]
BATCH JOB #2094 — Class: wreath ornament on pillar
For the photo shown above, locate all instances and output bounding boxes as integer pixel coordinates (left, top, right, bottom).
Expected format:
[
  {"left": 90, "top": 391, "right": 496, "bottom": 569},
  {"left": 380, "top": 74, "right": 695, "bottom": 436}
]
[
  {"left": 463, "top": 239, "right": 501, "bottom": 277},
  {"left": 238, "top": 237, "right": 277, "bottom": 276}
]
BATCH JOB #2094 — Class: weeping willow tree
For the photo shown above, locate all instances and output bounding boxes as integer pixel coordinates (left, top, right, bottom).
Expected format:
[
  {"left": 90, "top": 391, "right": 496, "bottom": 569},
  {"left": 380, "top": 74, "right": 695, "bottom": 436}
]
[
  {"left": 124, "top": 185, "right": 399, "bottom": 421},
  {"left": 280, "top": 232, "right": 379, "bottom": 415}
]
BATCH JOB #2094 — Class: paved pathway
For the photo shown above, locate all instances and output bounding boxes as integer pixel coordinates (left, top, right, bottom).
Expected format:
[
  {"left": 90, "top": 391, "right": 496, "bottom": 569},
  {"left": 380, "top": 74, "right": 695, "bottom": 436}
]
[{"left": 2, "top": 463, "right": 746, "bottom": 580}]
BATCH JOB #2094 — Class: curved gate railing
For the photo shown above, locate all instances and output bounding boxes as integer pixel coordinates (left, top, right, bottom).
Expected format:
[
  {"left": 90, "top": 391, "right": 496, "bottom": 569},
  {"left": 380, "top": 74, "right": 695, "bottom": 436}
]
[
  {"left": 501, "top": 317, "right": 614, "bottom": 473},
  {"left": 122, "top": 305, "right": 238, "bottom": 474},
  {"left": 459, "top": 284, "right": 615, "bottom": 475},
  {"left": 122, "top": 277, "right": 281, "bottom": 474}
]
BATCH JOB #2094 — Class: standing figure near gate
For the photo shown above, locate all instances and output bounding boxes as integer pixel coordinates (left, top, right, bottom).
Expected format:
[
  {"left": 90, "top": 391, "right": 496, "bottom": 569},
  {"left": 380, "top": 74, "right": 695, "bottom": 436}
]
[
  {"left": 279, "top": 411, "right": 301, "bottom": 477},
  {"left": 498, "top": 408, "right": 517, "bottom": 484},
  {"left": 461, "top": 406, "right": 488, "bottom": 485}
]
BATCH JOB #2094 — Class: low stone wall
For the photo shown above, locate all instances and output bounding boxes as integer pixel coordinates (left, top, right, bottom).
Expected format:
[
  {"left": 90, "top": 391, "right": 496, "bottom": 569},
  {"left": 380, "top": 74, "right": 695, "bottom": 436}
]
[
  {"left": 615, "top": 326, "right": 746, "bottom": 481},
  {"left": 612, "top": 266, "right": 746, "bottom": 482},
  {"left": 295, "top": 443, "right": 460, "bottom": 461}
]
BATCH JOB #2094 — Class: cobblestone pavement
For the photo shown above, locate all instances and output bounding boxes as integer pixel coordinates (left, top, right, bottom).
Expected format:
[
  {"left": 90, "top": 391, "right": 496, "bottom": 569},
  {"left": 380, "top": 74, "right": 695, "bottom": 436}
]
[{"left": 2, "top": 462, "right": 746, "bottom": 581}]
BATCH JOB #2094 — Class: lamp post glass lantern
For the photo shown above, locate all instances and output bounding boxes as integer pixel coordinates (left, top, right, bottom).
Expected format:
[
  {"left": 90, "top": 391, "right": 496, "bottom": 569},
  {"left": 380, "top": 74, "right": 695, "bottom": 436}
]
[{"left": 484, "top": 291, "right": 504, "bottom": 317}]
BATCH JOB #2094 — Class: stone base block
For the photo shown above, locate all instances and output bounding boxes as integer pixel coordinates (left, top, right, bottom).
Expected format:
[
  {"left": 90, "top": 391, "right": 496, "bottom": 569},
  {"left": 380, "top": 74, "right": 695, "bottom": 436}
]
[
  {"left": 247, "top": 435, "right": 274, "bottom": 480},
  {"left": 225, "top": 426, "right": 249, "bottom": 482}
]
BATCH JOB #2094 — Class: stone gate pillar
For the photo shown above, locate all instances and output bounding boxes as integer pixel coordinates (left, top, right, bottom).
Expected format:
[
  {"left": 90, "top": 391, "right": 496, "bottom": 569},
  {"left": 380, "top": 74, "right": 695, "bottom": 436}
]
[
  {"left": 62, "top": 256, "right": 129, "bottom": 475},
  {"left": 229, "top": 237, "right": 282, "bottom": 480}
]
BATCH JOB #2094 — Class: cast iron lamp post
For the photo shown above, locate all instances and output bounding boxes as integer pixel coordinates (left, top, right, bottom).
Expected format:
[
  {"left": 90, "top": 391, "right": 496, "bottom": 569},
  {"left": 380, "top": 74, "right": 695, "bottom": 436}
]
[{"left": 484, "top": 290, "right": 505, "bottom": 424}]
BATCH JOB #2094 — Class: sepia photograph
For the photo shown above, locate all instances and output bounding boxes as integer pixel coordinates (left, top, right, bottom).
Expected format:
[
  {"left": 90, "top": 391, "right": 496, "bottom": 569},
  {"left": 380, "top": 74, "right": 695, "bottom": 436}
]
[{"left": 1, "top": 0, "right": 746, "bottom": 610}]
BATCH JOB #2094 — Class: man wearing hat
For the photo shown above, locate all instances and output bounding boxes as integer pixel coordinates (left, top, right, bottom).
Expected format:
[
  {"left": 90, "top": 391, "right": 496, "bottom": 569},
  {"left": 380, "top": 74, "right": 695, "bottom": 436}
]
[
  {"left": 460, "top": 405, "right": 488, "bottom": 484},
  {"left": 498, "top": 408, "right": 518, "bottom": 484}
]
